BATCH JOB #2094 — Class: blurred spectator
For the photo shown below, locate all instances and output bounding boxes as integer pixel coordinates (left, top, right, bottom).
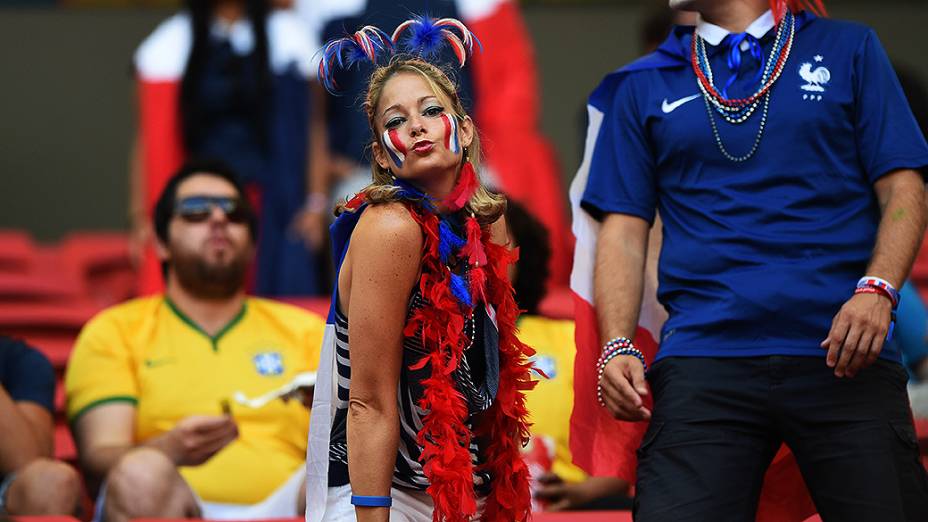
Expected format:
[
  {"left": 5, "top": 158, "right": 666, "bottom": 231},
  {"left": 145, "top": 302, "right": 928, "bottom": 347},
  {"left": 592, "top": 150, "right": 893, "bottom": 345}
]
[
  {"left": 0, "top": 336, "right": 82, "bottom": 516},
  {"left": 894, "top": 64, "right": 928, "bottom": 416},
  {"left": 66, "top": 161, "right": 325, "bottom": 522},
  {"left": 296, "top": 0, "right": 572, "bottom": 289},
  {"left": 507, "top": 201, "right": 631, "bottom": 512},
  {"left": 892, "top": 282, "right": 928, "bottom": 382},
  {"left": 131, "top": 0, "right": 327, "bottom": 297}
]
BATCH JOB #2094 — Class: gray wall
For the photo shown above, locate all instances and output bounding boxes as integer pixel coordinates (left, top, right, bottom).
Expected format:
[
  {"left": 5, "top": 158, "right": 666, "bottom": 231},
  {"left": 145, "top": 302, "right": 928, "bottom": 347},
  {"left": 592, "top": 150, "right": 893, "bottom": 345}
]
[{"left": 1, "top": 3, "right": 926, "bottom": 240}]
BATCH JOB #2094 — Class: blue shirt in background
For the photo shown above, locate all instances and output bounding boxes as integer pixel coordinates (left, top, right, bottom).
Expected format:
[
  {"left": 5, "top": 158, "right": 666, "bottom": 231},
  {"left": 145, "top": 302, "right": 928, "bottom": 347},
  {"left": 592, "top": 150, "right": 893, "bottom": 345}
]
[{"left": 0, "top": 336, "right": 55, "bottom": 414}]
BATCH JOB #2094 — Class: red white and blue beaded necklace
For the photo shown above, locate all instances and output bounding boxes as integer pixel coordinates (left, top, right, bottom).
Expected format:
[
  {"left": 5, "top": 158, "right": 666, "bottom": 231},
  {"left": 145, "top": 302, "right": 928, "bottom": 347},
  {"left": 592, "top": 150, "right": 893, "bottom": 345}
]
[{"left": 691, "top": 9, "right": 796, "bottom": 162}]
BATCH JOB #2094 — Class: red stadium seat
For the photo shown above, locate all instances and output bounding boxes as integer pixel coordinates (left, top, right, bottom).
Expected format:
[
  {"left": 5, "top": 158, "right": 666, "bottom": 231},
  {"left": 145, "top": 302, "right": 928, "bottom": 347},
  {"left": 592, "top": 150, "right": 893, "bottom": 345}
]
[
  {"left": 55, "top": 422, "right": 77, "bottom": 462},
  {"left": 0, "top": 230, "right": 37, "bottom": 273},
  {"left": 128, "top": 513, "right": 633, "bottom": 522},
  {"left": 9, "top": 515, "right": 80, "bottom": 522},
  {"left": 55, "top": 378, "right": 66, "bottom": 414},
  {"left": 535, "top": 513, "right": 632, "bottom": 521},
  {"left": 0, "top": 301, "right": 102, "bottom": 330},
  {"left": 58, "top": 232, "right": 135, "bottom": 305},
  {"left": 0, "top": 300, "right": 103, "bottom": 370},
  {"left": 0, "top": 272, "right": 82, "bottom": 302}
]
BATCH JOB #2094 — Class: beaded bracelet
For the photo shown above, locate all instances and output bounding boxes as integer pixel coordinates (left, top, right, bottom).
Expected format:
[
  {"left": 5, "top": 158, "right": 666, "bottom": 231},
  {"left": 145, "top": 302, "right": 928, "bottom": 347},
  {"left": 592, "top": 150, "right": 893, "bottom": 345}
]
[{"left": 596, "top": 337, "right": 647, "bottom": 407}]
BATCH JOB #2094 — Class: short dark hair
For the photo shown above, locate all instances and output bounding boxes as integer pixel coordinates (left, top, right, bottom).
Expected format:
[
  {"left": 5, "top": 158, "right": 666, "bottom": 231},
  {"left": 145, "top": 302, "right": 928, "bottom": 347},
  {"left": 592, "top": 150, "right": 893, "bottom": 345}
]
[
  {"left": 506, "top": 199, "right": 551, "bottom": 315},
  {"left": 152, "top": 159, "right": 258, "bottom": 246}
]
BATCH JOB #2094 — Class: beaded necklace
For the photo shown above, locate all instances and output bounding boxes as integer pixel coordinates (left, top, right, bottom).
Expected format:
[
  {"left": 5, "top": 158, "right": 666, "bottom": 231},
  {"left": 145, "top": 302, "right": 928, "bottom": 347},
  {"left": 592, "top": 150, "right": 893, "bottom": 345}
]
[{"left": 691, "top": 10, "right": 795, "bottom": 162}]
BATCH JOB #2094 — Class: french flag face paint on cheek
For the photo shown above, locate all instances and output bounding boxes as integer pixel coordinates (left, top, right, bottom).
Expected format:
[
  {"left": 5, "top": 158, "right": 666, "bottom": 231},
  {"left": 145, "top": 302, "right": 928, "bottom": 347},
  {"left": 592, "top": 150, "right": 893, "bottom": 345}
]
[
  {"left": 382, "top": 128, "right": 407, "bottom": 168},
  {"left": 441, "top": 113, "right": 461, "bottom": 155}
]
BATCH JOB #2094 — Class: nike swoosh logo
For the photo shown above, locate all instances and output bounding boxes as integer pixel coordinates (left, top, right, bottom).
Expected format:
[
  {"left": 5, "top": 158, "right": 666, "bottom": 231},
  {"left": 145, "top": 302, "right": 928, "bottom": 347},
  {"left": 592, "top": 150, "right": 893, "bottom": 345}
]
[
  {"left": 661, "top": 94, "right": 701, "bottom": 114},
  {"left": 144, "top": 358, "right": 175, "bottom": 369}
]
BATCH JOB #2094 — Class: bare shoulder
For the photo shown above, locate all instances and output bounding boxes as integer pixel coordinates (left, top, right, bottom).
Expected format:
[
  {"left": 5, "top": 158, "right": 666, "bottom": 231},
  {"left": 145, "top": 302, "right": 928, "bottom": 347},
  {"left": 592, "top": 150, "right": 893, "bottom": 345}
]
[{"left": 353, "top": 202, "right": 423, "bottom": 256}]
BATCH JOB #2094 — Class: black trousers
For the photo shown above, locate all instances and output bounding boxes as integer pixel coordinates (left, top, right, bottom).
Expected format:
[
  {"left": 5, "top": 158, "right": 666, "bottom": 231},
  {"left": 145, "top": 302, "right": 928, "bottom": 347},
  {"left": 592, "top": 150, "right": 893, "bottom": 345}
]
[{"left": 633, "top": 356, "right": 928, "bottom": 522}]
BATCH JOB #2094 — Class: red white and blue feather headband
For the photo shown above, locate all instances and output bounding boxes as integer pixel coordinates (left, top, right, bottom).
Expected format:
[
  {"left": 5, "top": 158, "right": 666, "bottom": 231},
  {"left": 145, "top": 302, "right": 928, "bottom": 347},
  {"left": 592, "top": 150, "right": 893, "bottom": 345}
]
[
  {"left": 391, "top": 15, "right": 481, "bottom": 67},
  {"left": 317, "top": 25, "right": 393, "bottom": 93},
  {"left": 318, "top": 15, "right": 481, "bottom": 94}
]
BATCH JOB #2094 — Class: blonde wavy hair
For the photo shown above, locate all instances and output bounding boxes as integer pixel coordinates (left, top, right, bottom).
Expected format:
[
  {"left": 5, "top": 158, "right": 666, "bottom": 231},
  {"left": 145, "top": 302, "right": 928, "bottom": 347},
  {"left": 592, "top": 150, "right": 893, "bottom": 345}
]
[{"left": 336, "top": 56, "right": 505, "bottom": 225}]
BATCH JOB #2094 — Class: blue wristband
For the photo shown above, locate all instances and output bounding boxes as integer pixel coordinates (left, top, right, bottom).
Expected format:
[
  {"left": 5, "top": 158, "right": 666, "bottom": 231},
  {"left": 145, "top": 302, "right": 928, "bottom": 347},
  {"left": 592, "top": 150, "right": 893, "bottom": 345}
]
[{"left": 351, "top": 495, "right": 393, "bottom": 507}]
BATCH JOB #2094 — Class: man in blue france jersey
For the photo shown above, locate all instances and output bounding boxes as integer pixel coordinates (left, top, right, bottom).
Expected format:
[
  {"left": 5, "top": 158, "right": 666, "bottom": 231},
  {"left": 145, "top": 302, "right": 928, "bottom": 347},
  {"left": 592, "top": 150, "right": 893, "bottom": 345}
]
[{"left": 584, "top": 0, "right": 928, "bottom": 520}]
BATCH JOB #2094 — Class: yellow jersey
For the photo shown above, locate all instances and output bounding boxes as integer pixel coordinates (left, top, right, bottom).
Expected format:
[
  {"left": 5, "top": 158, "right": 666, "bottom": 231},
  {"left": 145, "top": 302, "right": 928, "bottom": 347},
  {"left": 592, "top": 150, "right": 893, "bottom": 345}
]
[
  {"left": 65, "top": 295, "right": 325, "bottom": 504},
  {"left": 518, "top": 315, "right": 587, "bottom": 483}
]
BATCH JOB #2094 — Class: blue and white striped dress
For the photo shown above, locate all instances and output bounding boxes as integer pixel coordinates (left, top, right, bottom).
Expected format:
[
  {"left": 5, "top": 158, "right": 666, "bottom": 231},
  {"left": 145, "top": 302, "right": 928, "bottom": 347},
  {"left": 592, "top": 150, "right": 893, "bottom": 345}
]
[{"left": 326, "top": 288, "right": 494, "bottom": 491}]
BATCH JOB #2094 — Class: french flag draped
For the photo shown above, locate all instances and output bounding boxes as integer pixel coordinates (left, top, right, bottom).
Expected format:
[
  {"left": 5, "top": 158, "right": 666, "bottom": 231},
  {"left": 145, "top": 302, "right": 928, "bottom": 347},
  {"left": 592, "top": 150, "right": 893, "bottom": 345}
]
[
  {"left": 135, "top": 14, "right": 187, "bottom": 295},
  {"left": 568, "top": 36, "right": 816, "bottom": 522},
  {"left": 305, "top": 205, "right": 363, "bottom": 522},
  {"left": 464, "top": 0, "right": 572, "bottom": 287}
]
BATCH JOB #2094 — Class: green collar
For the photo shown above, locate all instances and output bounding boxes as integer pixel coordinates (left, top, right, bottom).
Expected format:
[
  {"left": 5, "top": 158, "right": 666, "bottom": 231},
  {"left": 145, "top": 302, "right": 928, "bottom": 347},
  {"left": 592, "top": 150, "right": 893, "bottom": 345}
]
[{"left": 164, "top": 296, "right": 247, "bottom": 351}]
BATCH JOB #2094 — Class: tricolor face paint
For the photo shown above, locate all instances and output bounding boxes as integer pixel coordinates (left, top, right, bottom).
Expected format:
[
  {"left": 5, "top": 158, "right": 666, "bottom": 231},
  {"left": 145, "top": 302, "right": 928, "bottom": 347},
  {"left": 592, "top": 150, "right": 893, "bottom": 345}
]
[
  {"left": 382, "top": 128, "right": 407, "bottom": 168},
  {"left": 441, "top": 113, "right": 461, "bottom": 155}
]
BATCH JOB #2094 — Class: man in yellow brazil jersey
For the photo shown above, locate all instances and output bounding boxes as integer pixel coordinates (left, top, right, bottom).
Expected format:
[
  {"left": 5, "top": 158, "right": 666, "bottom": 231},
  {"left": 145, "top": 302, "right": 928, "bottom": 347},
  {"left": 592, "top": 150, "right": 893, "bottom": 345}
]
[{"left": 65, "top": 160, "right": 325, "bottom": 522}]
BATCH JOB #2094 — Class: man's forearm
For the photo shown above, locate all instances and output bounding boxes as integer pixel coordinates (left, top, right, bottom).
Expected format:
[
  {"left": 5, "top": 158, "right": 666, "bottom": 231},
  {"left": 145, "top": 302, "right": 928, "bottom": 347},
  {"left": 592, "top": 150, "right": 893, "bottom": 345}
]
[
  {"left": 868, "top": 170, "right": 927, "bottom": 287},
  {"left": 0, "top": 387, "right": 43, "bottom": 473},
  {"left": 594, "top": 215, "right": 651, "bottom": 346},
  {"left": 80, "top": 432, "right": 180, "bottom": 481}
]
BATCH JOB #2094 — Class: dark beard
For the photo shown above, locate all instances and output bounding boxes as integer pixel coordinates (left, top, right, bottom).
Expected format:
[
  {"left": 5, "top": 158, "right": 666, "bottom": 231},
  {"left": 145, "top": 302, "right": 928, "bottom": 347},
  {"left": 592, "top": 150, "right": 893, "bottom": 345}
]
[{"left": 171, "top": 249, "right": 249, "bottom": 300}]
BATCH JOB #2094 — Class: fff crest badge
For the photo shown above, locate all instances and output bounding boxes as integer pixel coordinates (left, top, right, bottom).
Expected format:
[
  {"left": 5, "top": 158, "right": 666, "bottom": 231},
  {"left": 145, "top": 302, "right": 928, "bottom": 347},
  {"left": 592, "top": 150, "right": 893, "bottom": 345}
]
[{"left": 799, "top": 55, "right": 831, "bottom": 102}]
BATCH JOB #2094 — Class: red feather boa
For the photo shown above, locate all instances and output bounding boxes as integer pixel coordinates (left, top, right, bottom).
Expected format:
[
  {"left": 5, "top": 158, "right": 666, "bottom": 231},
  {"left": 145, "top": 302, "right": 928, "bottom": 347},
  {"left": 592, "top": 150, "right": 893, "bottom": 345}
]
[
  {"left": 404, "top": 204, "right": 535, "bottom": 521},
  {"left": 442, "top": 162, "right": 480, "bottom": 212}
]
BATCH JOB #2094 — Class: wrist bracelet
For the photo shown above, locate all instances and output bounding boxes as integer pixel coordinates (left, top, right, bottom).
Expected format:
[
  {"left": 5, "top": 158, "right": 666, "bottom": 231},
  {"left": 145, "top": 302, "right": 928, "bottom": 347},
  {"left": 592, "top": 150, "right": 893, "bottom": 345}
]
[
  {"left": 596, "top": 337, "right": 646, "bottom": 407},
  {"left": 854, "top": 285, "right": 898, "bottom": 342},
  {"left": 857, "top": 276, "right": 899, "bottom": 307},
  {"left": 351, "top": 495, "right": 392, "bottom": 507},
  {"left": 854, "top": 286, "right": 894, "bottom": 303}
]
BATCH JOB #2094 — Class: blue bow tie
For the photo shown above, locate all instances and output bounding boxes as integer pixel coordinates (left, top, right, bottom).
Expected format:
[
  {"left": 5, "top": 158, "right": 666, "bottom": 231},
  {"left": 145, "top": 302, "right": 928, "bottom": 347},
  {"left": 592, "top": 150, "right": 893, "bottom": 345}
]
[{"left": 720, "top": 32, "right": 765, "bottom": 99}]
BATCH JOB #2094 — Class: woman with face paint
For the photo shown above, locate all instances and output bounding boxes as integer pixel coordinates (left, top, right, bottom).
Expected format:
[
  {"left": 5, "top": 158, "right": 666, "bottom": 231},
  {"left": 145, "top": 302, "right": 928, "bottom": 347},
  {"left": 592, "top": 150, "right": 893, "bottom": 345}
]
[{"left": 305, "top": 17, "right": 535, "bottom": 522}]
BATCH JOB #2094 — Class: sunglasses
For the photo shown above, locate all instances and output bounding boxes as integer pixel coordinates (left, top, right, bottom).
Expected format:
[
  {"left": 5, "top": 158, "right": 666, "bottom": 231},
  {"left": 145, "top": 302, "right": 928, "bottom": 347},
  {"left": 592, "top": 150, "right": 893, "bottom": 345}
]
[{"left": 174, "top": 196, "right": 250, "bottom": 224}]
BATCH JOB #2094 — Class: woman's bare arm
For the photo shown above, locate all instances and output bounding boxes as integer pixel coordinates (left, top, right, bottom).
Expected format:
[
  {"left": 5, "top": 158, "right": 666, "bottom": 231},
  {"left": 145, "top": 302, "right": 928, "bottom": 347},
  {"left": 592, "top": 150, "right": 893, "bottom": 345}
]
[{"left": 343, "top": 203, "right": 423, "bottom": 522}]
